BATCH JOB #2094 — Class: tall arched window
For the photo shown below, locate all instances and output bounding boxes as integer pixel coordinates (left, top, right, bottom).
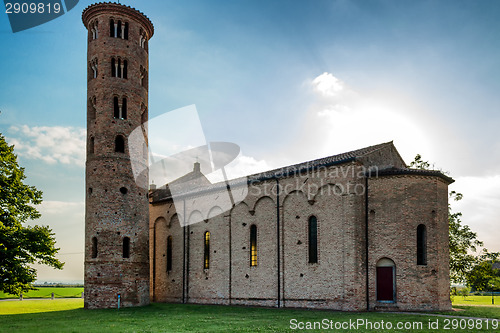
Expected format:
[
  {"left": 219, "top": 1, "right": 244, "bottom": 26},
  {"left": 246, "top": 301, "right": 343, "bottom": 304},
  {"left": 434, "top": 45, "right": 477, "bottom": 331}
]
[
  {"left": 123, "top": 237, "right": 130, "bottom": 258},
  {"left": 122, "top": 98, "right": 127, "bottom": 119},
  {"left": 115, "top": 135, "right": 125, "bottom": 153},
  {"left": 308, "top": 216, "right": 318, "bottom": 263},
  {"left": 250, "top": 225, "right": 257, "bottom": 266},
  {"left": 122, "top": 60, "right": 128, "bottom": 79},
  {"left": 109, "top": 19, "right": 115, "bottom": 37},
  {"left": 204, "top": 231, "right": 210, "bottom": 269},
  {"left": 166, "top": 236, "right": 172, "bottom": 272},
  {"left": 113, "top": 96, "right": 119, "bottom": 118},
  {"left": 417, "top": 224, "right": 427, "bottom": 265},
  {"left": 91, "top": 237, "right": 98, "bottom": 258}
]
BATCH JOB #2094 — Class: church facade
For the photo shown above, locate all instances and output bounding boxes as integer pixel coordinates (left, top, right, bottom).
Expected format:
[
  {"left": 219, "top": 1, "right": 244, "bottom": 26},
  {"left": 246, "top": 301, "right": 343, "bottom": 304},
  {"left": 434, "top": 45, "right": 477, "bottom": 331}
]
[
  {"left": 83, "top": 3, "right": 453, "bottom": 311},
  {"left": 149, "top": 142, "right": 453, "bottom": 311}
]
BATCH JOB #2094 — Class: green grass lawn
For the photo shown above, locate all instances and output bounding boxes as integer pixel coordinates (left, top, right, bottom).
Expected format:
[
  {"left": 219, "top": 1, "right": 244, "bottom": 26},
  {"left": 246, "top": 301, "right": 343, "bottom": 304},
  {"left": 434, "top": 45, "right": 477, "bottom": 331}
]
[
  {"left": 0, "top": 287, "right": 84, "bottom": 299},
  {"left": 0, "top": 300, "right": 499, "bottom": 332},
  {"left": 452, "top": 295, "right": 500, "bottom": 306}
]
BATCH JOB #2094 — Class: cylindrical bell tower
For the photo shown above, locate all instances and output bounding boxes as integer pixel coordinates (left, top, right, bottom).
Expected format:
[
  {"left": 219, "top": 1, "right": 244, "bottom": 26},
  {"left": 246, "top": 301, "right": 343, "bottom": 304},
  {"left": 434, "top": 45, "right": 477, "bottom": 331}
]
[{"left": 82, "top": 2, "right": 154, "bottom": 309}]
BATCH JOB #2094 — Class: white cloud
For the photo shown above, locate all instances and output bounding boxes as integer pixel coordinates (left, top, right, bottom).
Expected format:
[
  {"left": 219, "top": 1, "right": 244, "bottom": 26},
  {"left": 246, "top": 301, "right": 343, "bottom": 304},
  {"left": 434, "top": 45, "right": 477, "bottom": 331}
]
[
  {"left": 311, "top": 72, "right": 347, "bottom": 97},
  {"left": 450, "top": 175, "right": 500, "bottom": 254},
  {"left": 8, "top": 125, "right": 86, "bottom": 166}
]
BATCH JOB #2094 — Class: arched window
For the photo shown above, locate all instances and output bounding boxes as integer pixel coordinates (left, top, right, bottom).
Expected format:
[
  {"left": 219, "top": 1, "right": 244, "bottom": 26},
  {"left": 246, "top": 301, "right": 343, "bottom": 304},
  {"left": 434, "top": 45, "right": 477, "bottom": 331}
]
[
  {"left": 123, "top": 237, "right": 130, "bottom": 258},
  {"left": 250, "top": 225, "right": 257, "bottom": 267},
  {"left": 91, "top": 237, "right": 98, "bottom": 258},
  {"left": 417, "top": 224, "right": 427, "bottom": 265},
  {"left": 115, "top": 135, "right": 125, "bottom": 153},
  {"left": 109, "top": 19, "right": 114, "bottom": 37},
  {"left": 204, "top": 231, "right": 210, "bottom": 269},
  {"left": 89, "top": 136, "right": 94, "bottom": 155},
  {"left": 166, "top": 235, "right": 172, "bottom": 272},
  {"left": 124, "top": 22, "right": 129, "bottom": 40},
  {"left": 117, "top": 20, "right": 122, "bottom": 38},
  {"left": 122, "top": 60, "right": 128, "bottom": 79},
  {"left": 308, "top": 216, "right": 318, "bottom": 263},
  {"left": 89, "top": 58, "right": 98, "bottom": 79},
  {"left": 113, "top": 96, "right": 119, "bottom": 118},
  {"left": 122, "top": 98, "right": 127, "bottom": 119},
  {"left": 89, "top": 97, "right": 96, "bottom": 121},
  {"left": 111, "top": 58, "right": 116, "bottom": 77}
]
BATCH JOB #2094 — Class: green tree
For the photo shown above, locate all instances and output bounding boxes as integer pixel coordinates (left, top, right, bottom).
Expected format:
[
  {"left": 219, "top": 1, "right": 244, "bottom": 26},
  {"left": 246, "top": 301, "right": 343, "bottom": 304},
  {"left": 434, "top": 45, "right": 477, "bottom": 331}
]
[
  {"left": 466, "top": 260, "right": 496, "bottom": 291},
  {"left": 0, "top": 133, "right": 63, "bottom": 295}
]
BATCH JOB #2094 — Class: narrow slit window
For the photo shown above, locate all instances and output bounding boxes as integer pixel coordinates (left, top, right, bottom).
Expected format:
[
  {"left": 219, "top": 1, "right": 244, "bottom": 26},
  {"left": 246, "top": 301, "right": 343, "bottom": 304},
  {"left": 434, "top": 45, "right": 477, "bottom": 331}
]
[
  {"left": 91, "top": 237, "right": 98, "bottom": 258},
  {"left": 123, "top": 237, "right": 130, "bottom": 258},
  {"left": 124, "top": 22, "right": 129, "bottom": 40},
  {"left": 250, "top": 225, "right": 257, "bottom": 266},
  {"left": 121, "top": 98, "right": 127, "bottom": 119},
  {"left": 115, "top": 135, "right": 125, "bottom": 153},
  {"left": 113, "top": 96, "right": 119, "bottom": 118},
  {"left": 417, "top": 224, "right": 427, "bottom": 265},
  {"left": 117, "top": 20, "right": 122, "bottom": 38},
  {"left": 308, "top": 216, "right": 318, "bottom": 263},
  {"left": 166, "top": 236, "right": 172, "bottom": 272},
  {"left": 109, "top": 19, "right": 114, "bottom": 37},
  {"left": 123, "top": 60, "right": 128, "bottom": 79},
  {"left": 111, "top": 58, "right": 116, "bottom": 77},
  {"left": 204, "top": 231, "right": 210, "bottom": 269}
]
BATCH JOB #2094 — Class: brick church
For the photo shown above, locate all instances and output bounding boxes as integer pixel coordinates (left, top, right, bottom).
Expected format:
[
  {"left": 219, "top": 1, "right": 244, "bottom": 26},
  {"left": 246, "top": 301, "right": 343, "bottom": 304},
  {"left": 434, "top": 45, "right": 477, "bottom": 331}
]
[{"left": 82, "top": 3, "right": 453, "bottom": 311}]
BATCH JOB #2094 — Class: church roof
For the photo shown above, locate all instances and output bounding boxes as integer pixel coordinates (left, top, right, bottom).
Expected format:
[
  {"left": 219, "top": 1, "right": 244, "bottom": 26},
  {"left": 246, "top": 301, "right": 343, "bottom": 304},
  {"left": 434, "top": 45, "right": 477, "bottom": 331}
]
[{"left": 150, "top": 141, "right": 453, "bottom": 202}]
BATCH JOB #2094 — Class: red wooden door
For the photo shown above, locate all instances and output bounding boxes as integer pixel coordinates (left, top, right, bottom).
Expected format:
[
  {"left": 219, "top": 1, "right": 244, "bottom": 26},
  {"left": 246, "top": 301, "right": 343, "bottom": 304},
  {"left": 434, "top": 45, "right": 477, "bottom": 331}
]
[{"left": 376, "top": 267, "right": 394, "bottom": 301}]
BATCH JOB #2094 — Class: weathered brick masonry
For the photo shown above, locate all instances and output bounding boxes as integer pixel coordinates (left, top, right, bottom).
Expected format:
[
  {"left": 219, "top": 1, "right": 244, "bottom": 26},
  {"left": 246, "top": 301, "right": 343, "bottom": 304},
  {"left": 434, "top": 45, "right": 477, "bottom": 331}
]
[
  {"left": 83, "top": 2, "right": 153, "bottom": 309},
  {"left": 150, "top": 143, "right": 454, "bottom": 311}
]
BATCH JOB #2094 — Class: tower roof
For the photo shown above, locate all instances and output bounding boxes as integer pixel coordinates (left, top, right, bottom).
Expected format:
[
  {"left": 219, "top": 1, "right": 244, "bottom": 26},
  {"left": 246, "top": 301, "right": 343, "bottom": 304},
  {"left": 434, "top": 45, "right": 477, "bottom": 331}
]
[{"left": 82, "top": 2, "right": 154, "bottom": 38}]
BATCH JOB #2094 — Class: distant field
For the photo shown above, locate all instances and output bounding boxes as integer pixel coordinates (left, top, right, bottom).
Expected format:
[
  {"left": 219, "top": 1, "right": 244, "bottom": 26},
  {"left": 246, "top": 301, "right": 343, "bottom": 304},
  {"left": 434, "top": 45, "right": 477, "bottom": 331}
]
[
  {"left": 452, "top": 295, "right": 499, "bottom": 306},
  {"left": 0, "top": 300, "right": 499, "bottom": 332},
  {"left": 0, "top": 287, "right": 84, "bottom": 299}
]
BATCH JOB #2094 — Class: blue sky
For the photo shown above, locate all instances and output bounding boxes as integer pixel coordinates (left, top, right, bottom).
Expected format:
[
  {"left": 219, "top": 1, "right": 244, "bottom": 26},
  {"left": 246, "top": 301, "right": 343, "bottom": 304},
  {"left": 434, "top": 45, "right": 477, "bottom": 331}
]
[{"left": 1, "top": 0, "right": 499, "bottom": 282}]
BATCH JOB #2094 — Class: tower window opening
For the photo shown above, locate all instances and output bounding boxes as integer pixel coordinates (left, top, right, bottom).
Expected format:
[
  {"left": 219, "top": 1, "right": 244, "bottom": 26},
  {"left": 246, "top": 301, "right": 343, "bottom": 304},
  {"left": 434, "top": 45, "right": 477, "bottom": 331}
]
[
  {"left": 111, "top": 58, "right": 116, "bottom": 77},
  {"left": 120, "top": 187, "right": 128, "bottom": 194},
  {"left": 90, "top": 20, "right": 98, "bottom": 40},
  {"left": 89, "top": 97, "right": 97, "bottom": 120},
  {"left": 250, "top": 225, "right": 257, "bottom": 267},
  {"left": 113, "top": 97, "right": 127, "bottom": 119},
  {"left": 91, "top": 237, "right": 98, "bottom": 258},
  {"left": 166, "top": 235, "right": 172, "bottom": 272},
  {"left": 123, "top": 237, "right": 130, "bottom": 258},
  {"left": 204, "top": 231, "right": 210, "bottom": 269},
  {"left": 113, "top": 96, "right": 119, "bottom": 118},
  {"left": 122, "top": 60, "right": 128, "bottom": 79},
  {"left": 308, "top": 216, "right": 318, "bottom": 263},
  {"left": 417, "top": 224, "right": 427, "bottom": 265},
  {"left": 115, "top": 135, "right": 125, "bottom": 153},
  {"left": 122, "top": 98, "right": 127, "bottom": 119},
  {"left": 117, "top": 20, "right": 122, "bottom": 38},
  {"left": 111, "top": 57, "right": 127, "bottom": 78},
  {"left": 140, "top": 65, "right": 147, "bottom": 88},
  {"left": 110, "top": 19, "right": 128, "bottom": 39},
  {"left": 109, "top": 19, "right": 114, "bottom": 37},
  {"left": 89, "top": 58, "right": 98, "bottom": 79},
  {"left": 139, "top": 29, "right": 147, "bottom": 49}
]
